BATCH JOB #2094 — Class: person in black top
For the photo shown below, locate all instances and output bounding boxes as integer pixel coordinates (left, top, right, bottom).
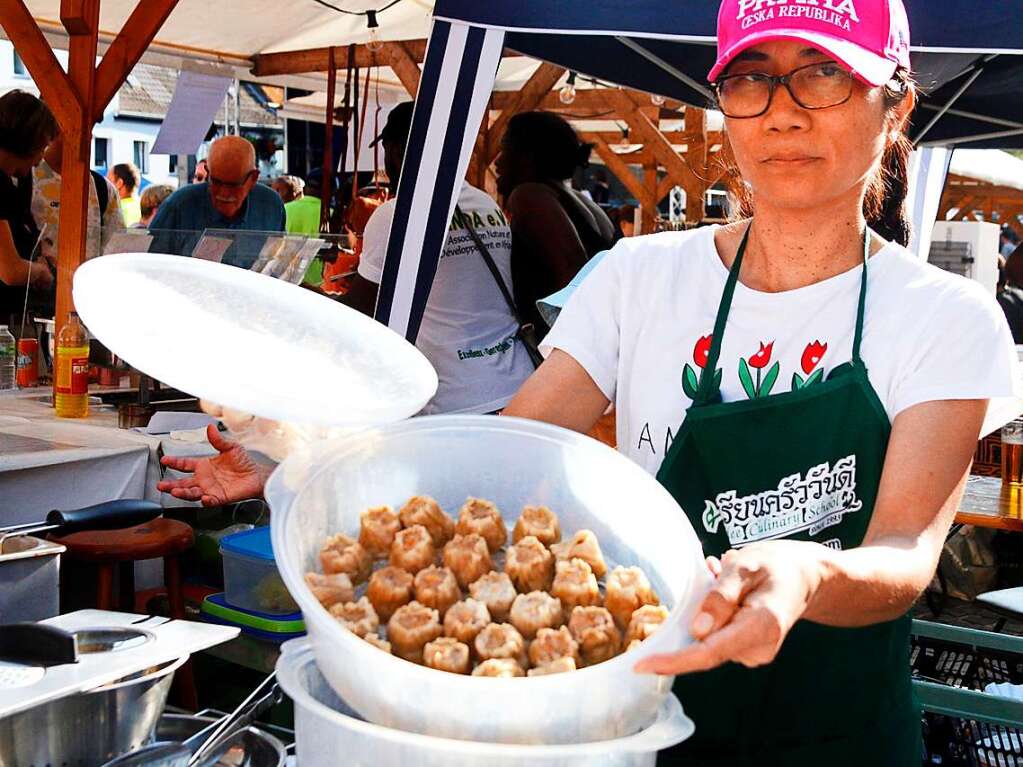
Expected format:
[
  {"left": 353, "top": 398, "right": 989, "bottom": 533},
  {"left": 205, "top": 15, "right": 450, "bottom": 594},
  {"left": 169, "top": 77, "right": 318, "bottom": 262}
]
[
  {"left": 0, "top": 90, "right": 57, "bottom": 330},
  {"left": 998, "top": 242, "right": 1023, "bottom": 344},
  {"left": 496, "top": 111, "right": 616, "bottom": 337}
]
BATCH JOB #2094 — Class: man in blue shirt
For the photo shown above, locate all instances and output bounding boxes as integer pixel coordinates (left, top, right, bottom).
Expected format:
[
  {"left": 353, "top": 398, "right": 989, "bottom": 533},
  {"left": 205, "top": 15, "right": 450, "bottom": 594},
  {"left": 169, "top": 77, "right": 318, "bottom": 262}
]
[{"left": 149, "top": 136, "right": 285, "bottom": 268}]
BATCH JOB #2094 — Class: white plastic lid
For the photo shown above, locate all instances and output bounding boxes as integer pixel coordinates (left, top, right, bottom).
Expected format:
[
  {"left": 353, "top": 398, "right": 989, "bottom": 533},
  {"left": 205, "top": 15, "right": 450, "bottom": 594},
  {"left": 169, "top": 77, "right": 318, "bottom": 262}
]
[{"left": 72, "top": 253, "right": 438, "bottom": 429}]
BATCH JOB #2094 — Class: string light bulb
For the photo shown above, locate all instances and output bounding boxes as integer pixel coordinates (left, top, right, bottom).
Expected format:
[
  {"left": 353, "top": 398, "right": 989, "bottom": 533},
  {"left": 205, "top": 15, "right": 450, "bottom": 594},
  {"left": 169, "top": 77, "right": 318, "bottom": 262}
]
[
  {"left": 558, "top": 71, "right": 578, "bottom": 105},
  {"left": 651, "top": 93, "right": 666, "bottom": 106},
  {"left": 366, "top": 10, "right": 383, "bottom": 52}
]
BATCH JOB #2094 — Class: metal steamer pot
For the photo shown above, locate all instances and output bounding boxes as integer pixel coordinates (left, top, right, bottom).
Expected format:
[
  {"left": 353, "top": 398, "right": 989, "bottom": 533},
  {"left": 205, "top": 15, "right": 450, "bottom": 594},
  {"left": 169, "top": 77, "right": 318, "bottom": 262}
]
[
  {"left": 0, "top": 654, "right": 188, "bottom": 767},
  {"left": 152, "top": 713, "right": 287, "bottom": 767}
]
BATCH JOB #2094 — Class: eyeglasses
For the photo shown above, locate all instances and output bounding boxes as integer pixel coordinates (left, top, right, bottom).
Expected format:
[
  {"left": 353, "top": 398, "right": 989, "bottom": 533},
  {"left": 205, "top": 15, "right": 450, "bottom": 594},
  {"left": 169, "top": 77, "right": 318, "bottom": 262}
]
[
  {"left": 208, "top": 171, "right": 255, "bottom": 190},
  {"left": 715, "top": 61, "right": 855, "bottom": 119}
]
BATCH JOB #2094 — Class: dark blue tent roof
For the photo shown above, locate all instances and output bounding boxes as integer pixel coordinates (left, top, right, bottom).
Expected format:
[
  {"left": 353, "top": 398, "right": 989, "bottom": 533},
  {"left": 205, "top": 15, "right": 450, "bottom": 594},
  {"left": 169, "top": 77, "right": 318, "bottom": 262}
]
[{"left": 434, "top": 0, "right": 1023, "bottom": 147}]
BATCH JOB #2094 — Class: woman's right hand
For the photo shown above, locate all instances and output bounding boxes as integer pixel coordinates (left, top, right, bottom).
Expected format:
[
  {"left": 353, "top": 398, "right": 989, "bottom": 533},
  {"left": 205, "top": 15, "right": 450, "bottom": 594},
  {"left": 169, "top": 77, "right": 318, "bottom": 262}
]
[{"left": 157, "top": 424, "right": 271, "bottom": 506}]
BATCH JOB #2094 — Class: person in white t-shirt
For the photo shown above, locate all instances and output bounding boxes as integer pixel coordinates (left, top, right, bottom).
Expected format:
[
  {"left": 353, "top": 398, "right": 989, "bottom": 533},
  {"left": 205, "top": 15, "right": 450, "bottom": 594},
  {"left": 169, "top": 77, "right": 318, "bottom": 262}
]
[
  {"left": 342, "top": 101, "right": 534, "bottom": 414},
  {"left": 155, "top": 8, "right": 1022, "bottom": 762}
]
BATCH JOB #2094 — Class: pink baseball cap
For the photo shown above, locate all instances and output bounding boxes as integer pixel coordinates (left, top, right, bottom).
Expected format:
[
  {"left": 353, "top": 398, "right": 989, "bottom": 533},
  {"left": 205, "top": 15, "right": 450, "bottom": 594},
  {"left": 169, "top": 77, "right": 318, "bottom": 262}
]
[{"left": 708, "top": 0, "right": 911, "bottom": 87}]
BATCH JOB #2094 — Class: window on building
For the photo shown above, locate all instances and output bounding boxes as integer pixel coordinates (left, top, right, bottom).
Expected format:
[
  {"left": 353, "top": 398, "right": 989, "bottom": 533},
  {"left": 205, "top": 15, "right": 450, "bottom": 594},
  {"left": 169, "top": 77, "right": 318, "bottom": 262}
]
[
  {"left": 12, "top": 51, "right": 27, "bottom": 77},
  {"left": 93, "top": 137, "right": 109, "bottom": 171},
  {"left": 133, "top": 141, "right": 149, "bottom": 175},
  {"left": 168, "top": 155, "right": 177, "bottom": 174}
]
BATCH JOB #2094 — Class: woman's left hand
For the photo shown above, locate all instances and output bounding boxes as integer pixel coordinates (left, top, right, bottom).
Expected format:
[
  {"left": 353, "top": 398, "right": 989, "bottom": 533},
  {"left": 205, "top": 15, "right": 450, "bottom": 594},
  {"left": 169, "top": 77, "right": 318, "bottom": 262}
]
[{"left": 634, "top": 541, "right": 824, "bottom": 676}]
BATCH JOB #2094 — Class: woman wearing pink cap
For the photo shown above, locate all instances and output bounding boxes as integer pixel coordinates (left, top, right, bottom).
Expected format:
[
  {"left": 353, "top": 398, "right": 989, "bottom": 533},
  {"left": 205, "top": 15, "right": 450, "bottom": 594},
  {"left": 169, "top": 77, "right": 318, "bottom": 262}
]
[
  {"left": 505, "top": 0, "right": 1021, "bottom": 762},
  {"left": 159, "top": 0, "right": 1020, "bottom": 761}
]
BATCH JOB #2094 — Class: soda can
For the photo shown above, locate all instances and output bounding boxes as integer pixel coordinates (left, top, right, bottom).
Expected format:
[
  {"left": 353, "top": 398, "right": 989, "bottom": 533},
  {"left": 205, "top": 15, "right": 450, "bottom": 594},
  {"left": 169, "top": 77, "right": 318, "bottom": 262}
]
[{"left": 16, "top": 338, "right": 38, "bottom": 388}]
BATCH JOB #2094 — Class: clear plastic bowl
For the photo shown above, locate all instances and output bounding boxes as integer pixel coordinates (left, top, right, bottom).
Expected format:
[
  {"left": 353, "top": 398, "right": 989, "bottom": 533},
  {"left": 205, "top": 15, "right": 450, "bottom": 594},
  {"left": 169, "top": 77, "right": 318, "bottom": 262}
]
[
  {"left": 277, "top": 638, "right": 694, "bottom": 767},
  {"left": 268, "top": 415, "right": 710, "bottom": 745}
]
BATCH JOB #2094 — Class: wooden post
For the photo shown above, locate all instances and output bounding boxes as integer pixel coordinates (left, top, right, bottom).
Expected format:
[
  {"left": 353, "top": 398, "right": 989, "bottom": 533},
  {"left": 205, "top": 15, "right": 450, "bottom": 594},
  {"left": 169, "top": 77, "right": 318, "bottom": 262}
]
[
  {"left": 580, "top": 133, "right": 655, "bottom": 215},
  {"left": 53, "top": 0, "right": 99, "bottom": 332},
  {"left": 382, "top": 41, "right": 421, "bottom": 98},
  {"left": 642, "top": 162, "right": 657, "bottom": 234},
  {"left": 684, "top": 107, "right": 708, "bottom": 224},
  {"left": 319, "top": 47, "right": 337, "bottom": 233}
]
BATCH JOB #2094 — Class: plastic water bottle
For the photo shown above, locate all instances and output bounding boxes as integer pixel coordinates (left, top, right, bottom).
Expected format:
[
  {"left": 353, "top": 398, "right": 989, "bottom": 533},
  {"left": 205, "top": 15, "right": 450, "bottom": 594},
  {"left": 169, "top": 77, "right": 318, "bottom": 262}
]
[
  {"left": 0, "top": 326, "right": 15, "bottom": 391},
  {"left": 55, "top": 312, "right": 90, "bottom": 418}
]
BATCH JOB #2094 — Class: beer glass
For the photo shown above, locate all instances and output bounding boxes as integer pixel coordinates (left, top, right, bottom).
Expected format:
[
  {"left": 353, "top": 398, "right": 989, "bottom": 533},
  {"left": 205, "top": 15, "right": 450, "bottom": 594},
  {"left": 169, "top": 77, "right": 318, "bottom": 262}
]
[{"left": 1002, "top": 418, "right": 1023, "bottom": 486}]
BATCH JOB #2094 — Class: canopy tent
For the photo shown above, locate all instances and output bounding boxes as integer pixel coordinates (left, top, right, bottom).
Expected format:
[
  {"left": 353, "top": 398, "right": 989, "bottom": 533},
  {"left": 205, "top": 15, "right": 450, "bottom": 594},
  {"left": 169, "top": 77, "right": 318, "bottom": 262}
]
[{"left": 376, "top": 0, "right": 1023, "bottom": 342}]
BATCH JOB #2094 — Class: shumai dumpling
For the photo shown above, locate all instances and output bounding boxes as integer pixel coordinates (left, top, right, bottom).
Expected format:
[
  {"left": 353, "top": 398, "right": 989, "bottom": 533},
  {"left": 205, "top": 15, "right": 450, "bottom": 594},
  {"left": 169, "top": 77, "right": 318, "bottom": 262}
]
[
  {"left": 444, "top": 598, "right": 491, "bottom": 646},
  {"left": 320, "top": 534, "right": 372, "bottom": 584},
  {"left": 468, "top": 571, "right": 517, "bottom": 623},
  {"left": 456, "top": 498, "right": 508, "bottom": 553},
  {"left": 330, "top": 596, "right": 379, "bottom": 637},
  {"left": 399, "top": 496, "right": 455, "bottom": 548},
  {"left": 551, "top": 558, "right": 602, "bottom": 611},
  {"left": 443, "top": 533, "right": 493, "bottom": 589},
  {"left": 528, "top": 625, "right": 580, "bottom": 668},
  {"left": 527, "top": 656, "right": 577, "bottom": 676},
  {"left": 625, "top": 604, "right": 670, "bottom": 644},
  {"left": 550, "top": 530, "right": 607, "bottom": 578},
  {"left": 363, "top": 633, "right": 392, "bottom": 653},
  {"left": 359, "top": 506, "right": 401, "bottom": 559},
  {"left": 390, "top": 524, "right": 436, "bottom": 575},
  {"left": 474, "top": 622, "right": 527, "bottom": 667},
  {"left": 512, "top": 505, "right": 561, "bottom": 547},
  {"left": 388, "top": 601, "right": 444, "bottom": 664},
  {"left": 472, "top": 658, "right": 524, "bottom": 678},
  {"left": 568, "top": 606, "right": 621, "bottom": 667},
  {"left": 304, "top": 572, "right": 354, "bottom": 610},
  {"left": 605, "top": 566, "right": 659, "bottom": 630},
  {"left": 509, "top": 591, "right": 563, "bottom": 640},
  {"left": 505, "top": 535, "right": 554, "bottom": 593},
  {"left": 366, "top": 565, "right": 414, "bottom": 622},
  {"left": 414, "top": 565, "right": 461, "bottom": 617},
  {"left": 423, "top": 637, "right": 471, "bottom": 674}
]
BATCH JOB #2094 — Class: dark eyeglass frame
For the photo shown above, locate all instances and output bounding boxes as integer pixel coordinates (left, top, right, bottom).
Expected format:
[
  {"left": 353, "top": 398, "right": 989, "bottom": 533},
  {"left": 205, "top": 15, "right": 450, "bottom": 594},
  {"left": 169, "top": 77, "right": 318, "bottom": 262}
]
[
  {"left": 714, "top": 60, "right": 855, "bottom": 119},
  {"left": 208, "top": 169, "right": 257, "bottom": 190}
]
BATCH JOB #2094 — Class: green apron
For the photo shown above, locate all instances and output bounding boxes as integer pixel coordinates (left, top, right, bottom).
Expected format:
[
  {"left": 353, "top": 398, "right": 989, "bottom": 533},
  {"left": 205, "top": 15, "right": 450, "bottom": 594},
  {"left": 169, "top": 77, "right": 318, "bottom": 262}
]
[{"left": 655, "top": 226, "right": 920, "bottom": 766}]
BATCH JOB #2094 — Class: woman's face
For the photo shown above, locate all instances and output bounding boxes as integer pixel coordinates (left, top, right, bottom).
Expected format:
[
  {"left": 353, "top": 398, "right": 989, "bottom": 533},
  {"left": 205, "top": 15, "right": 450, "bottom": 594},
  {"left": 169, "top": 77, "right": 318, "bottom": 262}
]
[
  {"left": 721, "top": 40, "right": 896, "bottom": 215},
  {"left": 495, "top": 139, "right": 537, "bottom": 198}
]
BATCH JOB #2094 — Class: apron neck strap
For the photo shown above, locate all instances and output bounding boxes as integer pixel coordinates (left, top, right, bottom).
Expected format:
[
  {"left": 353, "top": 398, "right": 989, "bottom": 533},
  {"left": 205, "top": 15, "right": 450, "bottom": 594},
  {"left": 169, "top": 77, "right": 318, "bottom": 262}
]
[{"left": 694, "top": 224, "right": 871, "bottom": 404}]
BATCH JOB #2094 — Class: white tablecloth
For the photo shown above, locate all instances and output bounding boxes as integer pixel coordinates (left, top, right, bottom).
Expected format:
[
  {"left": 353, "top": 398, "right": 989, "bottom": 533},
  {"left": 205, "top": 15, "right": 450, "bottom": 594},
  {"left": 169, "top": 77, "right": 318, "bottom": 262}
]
[{"left": 0, "top": 390, "right": 217, "bottom": 527}]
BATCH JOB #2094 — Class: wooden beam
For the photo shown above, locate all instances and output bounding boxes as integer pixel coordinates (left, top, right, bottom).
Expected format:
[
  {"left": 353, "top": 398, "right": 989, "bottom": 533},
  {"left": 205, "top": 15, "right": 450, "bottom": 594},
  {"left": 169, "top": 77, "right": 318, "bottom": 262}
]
[
  {"left": 93, "top": 0, "right": 179, "bottom": 121},
  {"left": 382, "top": 41, "right": 420, "bottom": 98},
  {"left": 491, "top": 88, "right": 685, "bottom": 114},
  {"left": 656, "top": 174, "right": 675, "bottom": 204},
  {"left": 252, "top": 39, "right": 429, "bottom": 77},
  {"left": 580, "top": 132, "right": 654, "bottom": 212},
  {"left": 583, "top": 130, "right": 723, "bottom": 146},
  {"left": 484, "top": 62, "right": 566, "bottom": 162},
  {"left": 0, "top": 1, "right": 80, "bottom": 130},
  {"left": 607, "top": 90, "right": 703, "bottom": 202},
  {"left": 55, "top": 0, "right": 98, "bottom": 334}
]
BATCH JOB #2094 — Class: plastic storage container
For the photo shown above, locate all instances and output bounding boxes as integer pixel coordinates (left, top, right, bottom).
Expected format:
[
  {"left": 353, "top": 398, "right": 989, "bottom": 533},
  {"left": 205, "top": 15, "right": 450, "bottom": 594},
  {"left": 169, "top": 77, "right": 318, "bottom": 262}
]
[
  {"left": 221, "top": 527, "right": 298, "bottom": 615},
  {"left": 277, "top": 639, "right": 694, "bottom": 767},
  {"left": 201, "top": 593, "right": 305, "bottom": 642},
  {"left": 268, "top": 415, "right": 711, "bottom": 745}
]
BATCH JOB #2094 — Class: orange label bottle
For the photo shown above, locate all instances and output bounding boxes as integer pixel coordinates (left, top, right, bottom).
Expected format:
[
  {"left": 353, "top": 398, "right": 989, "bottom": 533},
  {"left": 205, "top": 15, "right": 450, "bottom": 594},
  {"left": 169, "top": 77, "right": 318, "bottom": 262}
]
[{"left": 55, "top": 312, "right": 90, "bottom": 418}]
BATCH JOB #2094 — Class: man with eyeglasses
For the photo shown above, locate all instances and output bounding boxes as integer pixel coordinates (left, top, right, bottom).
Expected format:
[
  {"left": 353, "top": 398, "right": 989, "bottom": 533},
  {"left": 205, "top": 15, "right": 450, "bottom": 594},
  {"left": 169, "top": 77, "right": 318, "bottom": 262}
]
[{"left": 149, "top": 136, "right": 285, "bottom": 266}]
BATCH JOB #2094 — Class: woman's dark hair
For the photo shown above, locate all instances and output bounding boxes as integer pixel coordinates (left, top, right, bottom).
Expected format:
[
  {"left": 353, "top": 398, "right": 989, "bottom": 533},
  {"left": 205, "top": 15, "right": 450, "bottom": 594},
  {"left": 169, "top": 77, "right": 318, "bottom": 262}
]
[
  {"left": 504, "top": 111, "right": 593, "bottom": 181},
  {"left": 0, "top": 89, "right": 59, "bottom": 158},
  {"left": 719, "top": 69, "right": 917, "bottom": 247}
]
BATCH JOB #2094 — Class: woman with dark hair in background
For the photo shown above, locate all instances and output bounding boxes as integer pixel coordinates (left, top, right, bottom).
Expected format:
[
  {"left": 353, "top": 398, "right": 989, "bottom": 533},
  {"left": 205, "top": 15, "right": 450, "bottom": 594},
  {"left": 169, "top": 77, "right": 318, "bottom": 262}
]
[
  {"left": 496, "top": 111, "right": 616, "bottom": 336},
  {"left": 0, "top": 90, "right": 57, "bottom": 329}
]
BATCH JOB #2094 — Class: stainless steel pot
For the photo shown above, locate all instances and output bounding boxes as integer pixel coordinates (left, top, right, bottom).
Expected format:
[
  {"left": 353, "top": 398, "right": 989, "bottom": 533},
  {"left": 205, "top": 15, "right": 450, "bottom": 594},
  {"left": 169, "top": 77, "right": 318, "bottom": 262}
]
[
  {"left": 0, "top": 654, "right": 187, "bottom": 767},
  {"left": 0, "top": 536, "right": 64, "bottom": 622}
]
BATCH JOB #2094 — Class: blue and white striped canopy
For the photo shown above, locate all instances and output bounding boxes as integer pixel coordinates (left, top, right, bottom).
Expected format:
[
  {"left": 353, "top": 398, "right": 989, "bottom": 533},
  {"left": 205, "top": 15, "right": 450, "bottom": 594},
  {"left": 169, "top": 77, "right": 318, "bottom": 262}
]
[{"left": 376, "top": 1, "right": 1023, "bottom": 341}]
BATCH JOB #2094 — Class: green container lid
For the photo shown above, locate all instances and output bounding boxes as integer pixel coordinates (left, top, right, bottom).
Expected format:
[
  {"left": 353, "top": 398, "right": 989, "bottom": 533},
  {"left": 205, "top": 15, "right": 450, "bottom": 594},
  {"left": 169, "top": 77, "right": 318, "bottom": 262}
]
[{"left": 201, "top": 593, "right": 305, "bottom": 635}]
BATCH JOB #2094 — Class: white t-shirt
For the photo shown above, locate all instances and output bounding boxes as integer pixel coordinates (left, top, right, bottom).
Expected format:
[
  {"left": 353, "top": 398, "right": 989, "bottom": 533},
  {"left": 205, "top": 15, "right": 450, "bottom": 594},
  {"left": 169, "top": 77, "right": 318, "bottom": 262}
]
[
  {"left": 31, "top": 160, "right": 125, "bottom": 262},
  {"left": 543, "top": 225, "right": 1023, "bottom": 476},
  {"left": 359, "top": 182, "right": 534, "bottom": 414}
]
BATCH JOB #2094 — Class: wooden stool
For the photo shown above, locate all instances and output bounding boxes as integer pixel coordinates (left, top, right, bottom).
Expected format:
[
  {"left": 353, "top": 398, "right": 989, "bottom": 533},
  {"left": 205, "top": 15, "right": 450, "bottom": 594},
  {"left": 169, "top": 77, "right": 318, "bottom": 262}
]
[{"left": 51, "top": 517, "right": 198, "bottom": 708}]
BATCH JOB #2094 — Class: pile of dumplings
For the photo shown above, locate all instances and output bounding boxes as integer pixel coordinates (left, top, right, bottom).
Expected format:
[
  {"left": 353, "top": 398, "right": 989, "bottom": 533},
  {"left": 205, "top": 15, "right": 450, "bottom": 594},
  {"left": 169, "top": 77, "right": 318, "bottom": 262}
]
[{"left": 304, "top": 496, "right": 667, "bottom": 678}]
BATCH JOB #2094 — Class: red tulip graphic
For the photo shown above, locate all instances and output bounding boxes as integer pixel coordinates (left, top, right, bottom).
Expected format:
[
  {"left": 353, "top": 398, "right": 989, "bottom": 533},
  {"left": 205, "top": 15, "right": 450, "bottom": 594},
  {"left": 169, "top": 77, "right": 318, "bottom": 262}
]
[
  {"left": 801, "top": 341, "right": 828, "bottom": 375},
  {"left": 693, "top": 335, "right": 713, "bottom": 369},
  {"left": 748, "top": 341, "right": 774, "bottom": 370}
]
